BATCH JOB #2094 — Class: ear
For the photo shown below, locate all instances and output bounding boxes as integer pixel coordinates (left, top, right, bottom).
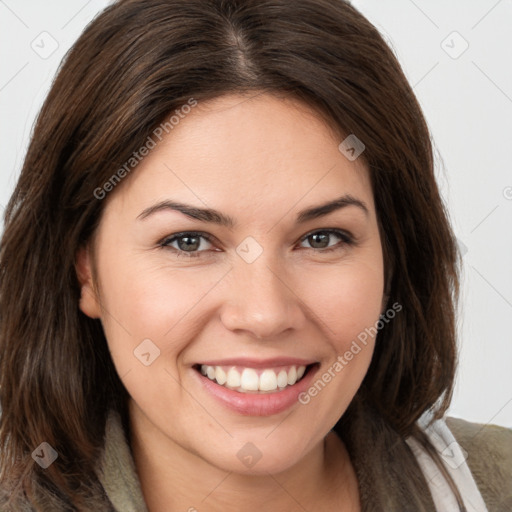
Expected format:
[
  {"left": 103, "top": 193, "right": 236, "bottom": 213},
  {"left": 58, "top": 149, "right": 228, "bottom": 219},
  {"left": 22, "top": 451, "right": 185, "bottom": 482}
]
[{"left": 75, "top": 244, "right": 102, "bottom": 319}]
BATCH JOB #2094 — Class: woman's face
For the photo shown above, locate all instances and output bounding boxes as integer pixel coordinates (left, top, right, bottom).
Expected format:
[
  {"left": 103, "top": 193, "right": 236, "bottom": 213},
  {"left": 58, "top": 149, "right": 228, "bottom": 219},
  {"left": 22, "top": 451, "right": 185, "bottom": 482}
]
[{"left": 78, "top": 93, "right": 385, "bottom": 474}]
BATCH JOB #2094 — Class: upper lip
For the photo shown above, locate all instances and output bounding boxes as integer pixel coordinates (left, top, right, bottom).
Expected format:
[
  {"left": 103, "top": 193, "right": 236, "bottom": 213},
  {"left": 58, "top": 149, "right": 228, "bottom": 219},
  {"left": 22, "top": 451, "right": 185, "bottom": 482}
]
[{"left": 195, "top": 357, "right": 317, "bottom": 368}]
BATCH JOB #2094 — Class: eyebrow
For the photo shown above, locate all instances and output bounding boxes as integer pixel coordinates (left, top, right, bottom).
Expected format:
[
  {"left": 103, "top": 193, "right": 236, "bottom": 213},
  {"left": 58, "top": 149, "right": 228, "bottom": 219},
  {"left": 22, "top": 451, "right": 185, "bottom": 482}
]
[{"left": 137, "top": 194, "right": 369, "bottom": 227}]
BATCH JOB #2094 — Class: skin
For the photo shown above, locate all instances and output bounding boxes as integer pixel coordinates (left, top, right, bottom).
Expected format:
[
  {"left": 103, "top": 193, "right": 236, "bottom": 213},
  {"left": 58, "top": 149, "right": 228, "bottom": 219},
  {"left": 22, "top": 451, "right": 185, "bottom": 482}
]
[{"left": 76, "top": 92, "right": 385, "bottom": 511}]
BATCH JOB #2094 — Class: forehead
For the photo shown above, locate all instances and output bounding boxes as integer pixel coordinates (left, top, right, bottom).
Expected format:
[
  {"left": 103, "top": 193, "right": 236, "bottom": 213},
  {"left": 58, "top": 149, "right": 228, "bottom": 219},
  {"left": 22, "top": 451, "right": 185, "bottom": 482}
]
[{"left": 104, "top": 92, "right": 374, "bottom": 218}]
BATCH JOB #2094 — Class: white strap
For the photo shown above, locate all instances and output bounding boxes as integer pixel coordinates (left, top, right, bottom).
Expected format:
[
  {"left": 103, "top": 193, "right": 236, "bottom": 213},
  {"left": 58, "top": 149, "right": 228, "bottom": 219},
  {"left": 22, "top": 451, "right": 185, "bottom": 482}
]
[{"left": 406, "top": 412, "right": 488, "bottom": 512}]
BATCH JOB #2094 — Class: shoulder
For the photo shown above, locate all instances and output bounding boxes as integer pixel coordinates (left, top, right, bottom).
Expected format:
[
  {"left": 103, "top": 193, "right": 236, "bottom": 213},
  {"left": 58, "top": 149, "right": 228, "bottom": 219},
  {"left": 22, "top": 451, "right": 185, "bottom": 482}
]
[{"left": 446, "top": 416, "right": 512, "bottom": 510}]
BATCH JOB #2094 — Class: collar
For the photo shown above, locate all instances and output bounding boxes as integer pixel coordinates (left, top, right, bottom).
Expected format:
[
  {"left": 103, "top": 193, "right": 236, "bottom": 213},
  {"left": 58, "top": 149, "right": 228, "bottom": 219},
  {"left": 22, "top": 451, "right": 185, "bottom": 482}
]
[
  {"left": 96, "top": 410, "right": 148, "bottom": 512},
  {"left": 96, "top": 409, "right": 487, "bottom": 511},
  {"left": 407, "top": 410, "right": 488, "bottom": 512}
]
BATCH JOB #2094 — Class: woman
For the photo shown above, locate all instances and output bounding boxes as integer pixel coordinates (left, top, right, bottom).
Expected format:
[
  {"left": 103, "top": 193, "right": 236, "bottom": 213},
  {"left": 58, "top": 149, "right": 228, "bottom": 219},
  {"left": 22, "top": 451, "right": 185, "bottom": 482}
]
[{"left": 0, "top": 0, "right": 510, "bottom": 510}]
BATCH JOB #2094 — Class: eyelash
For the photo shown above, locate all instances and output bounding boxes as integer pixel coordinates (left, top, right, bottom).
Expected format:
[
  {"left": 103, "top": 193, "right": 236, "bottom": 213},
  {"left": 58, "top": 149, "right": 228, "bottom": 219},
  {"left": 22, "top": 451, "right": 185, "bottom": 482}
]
[{"left": 158, "top": 229, "right": 355, "bottom": 259}]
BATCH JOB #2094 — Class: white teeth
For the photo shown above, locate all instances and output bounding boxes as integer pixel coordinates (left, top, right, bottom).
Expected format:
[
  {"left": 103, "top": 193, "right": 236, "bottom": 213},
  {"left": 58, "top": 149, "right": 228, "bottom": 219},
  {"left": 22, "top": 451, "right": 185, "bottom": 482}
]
[
  {"left": 277, "top": 370, "right": 288, "bottom": 388},
  {"left": 215, "top": 366, "right": 227, "bottom": 385},
  {"left": 199, "top": 364, "right": 308, "bottom": 393},
  {"left": 226, "top": 367, "right": 241, "bottom": 387},
  {"left": 287, "top": 366, "right": 297, "bottom": 385},
  {"left": 259, "top": 369, "right": 278, "bottom": 391},
  {"left": 240, "top": 368, "right": 259, "bottom": 391}
]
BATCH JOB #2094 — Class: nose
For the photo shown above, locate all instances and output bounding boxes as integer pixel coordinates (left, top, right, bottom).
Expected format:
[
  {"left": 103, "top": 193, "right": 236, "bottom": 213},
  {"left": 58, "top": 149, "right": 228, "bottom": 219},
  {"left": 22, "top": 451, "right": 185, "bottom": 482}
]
[{"left": 220, "top": 256, "right": 306, "bottom": 340}]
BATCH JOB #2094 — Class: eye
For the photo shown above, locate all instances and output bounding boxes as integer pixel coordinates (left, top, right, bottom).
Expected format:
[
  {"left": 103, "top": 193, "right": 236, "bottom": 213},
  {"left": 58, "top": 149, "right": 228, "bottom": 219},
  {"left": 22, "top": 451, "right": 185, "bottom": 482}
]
[
  {"left": 159, "top": 231, "right": 215, "bottom": 258},
  {"left": 159, "top": 228, "right": 355, "bottom": 259},
  {"left": 298, "top": 229, "right": 354, "bottom": 253}
]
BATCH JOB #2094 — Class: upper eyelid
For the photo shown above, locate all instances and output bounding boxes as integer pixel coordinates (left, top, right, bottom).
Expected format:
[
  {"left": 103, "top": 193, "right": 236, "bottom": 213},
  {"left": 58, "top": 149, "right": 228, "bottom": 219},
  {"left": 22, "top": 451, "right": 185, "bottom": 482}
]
[{"left": 299, "top": 228, "right": 353, "bottom": 241}]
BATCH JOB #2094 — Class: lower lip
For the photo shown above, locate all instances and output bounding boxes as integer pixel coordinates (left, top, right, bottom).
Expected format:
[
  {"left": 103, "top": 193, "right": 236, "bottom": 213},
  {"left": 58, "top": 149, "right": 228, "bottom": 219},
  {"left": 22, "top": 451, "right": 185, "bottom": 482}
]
[{"left": 193, "top": 364, "right": 320, "bottom": 416}]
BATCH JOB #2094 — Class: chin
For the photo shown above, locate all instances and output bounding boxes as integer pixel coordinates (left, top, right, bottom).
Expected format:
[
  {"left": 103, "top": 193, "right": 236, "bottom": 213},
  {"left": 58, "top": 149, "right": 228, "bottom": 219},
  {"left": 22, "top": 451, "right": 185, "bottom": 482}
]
[{"left": 198, "top": 434, "right": 316, "bottom": 476}]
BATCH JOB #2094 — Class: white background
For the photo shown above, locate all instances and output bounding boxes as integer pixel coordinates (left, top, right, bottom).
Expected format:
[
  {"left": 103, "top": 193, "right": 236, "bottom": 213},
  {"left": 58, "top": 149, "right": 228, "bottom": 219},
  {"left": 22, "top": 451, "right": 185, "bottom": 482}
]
[{"left": 0, "top": 0, "right": 511, "bottom": 427}]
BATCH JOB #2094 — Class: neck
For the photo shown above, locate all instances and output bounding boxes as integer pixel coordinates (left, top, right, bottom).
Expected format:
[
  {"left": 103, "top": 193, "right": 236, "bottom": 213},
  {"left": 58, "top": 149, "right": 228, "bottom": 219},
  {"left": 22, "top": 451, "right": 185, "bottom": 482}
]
[{"left": 128, "top": 403, "right": 360, "bottom": 511}]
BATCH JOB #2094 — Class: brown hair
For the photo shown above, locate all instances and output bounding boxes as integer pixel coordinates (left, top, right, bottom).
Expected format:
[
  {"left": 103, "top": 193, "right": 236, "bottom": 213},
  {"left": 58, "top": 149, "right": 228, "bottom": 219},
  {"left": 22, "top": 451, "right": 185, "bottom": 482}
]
[{"left": 0, "top": 0, "right": 463, "bottom": 509}]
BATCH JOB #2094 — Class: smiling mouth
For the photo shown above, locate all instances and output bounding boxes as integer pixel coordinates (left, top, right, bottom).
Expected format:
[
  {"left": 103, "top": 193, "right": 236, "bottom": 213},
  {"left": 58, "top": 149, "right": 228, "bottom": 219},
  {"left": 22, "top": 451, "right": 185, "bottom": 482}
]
[{"left": 192, "top": 363, "right": 318, "bottom": 394}]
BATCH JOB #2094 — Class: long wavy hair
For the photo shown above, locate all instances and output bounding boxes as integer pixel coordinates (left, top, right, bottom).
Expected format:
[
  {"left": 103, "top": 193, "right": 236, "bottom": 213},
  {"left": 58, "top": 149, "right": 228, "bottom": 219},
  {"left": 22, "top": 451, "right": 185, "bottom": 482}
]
[{"left": 0, "top": 0, "right": 462, "bottom": 509}]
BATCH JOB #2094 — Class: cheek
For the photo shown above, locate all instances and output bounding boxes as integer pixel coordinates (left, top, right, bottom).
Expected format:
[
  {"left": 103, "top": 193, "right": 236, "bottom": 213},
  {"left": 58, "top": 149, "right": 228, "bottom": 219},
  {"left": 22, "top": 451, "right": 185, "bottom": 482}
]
[
  {"left": 303, "top": 258, "right": 384, "bottom": 347},
  {"left": 292, "top": 259, "right": 384, "bottom": 434},
  {"left": 95, "top": 252, "right": 230, "bottom": 356}
]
